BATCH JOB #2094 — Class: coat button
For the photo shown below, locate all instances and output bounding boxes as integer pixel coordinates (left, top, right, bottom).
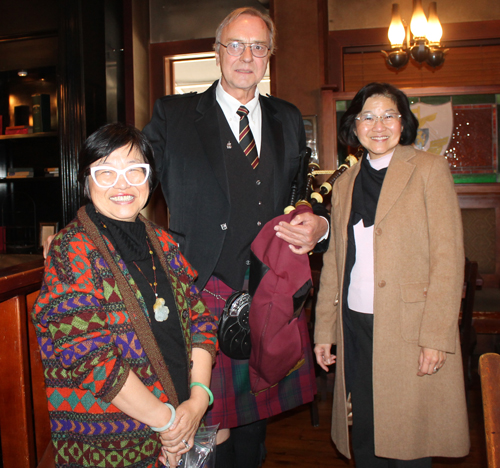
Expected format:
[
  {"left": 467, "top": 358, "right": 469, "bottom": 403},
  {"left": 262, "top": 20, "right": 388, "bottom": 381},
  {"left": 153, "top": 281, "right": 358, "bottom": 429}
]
[
  {"left": 221, "top": 223, "right": 227, "bottom": 230},
  {"left": 375, "top": 228, "right": 382, "bottom": 235},
  {"left": 378, "top": 280, "right": 386, "bottom": 288},
  {"left": 334, "top": 298, "right": 339, "bottom": 305},
  {"left": 256, "top": 180, "right": 261, "bottom": 185},
  {"left": 183, "top": 310, "right": 189, "bottom": 318},
  {"left": 257, "top": 221, "right": 262, "bottom": 226}
]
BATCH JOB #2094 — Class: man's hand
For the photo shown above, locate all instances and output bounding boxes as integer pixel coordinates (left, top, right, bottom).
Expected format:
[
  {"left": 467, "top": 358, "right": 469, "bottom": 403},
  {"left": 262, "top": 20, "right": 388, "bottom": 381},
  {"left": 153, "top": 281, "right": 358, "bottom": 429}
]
[{"left": 274, "top": 211, "right": 328, "bottom": 254}]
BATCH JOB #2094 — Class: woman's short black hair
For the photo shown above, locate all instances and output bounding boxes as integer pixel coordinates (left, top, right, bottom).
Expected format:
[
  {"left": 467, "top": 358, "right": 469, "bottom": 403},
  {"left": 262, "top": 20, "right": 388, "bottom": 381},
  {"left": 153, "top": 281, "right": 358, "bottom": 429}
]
[
  {"left": 338, "top": 82, "right": 419, "bottom": 148},
  {"left": 78, "top": 122, "right": 157, "bottom": 200}
]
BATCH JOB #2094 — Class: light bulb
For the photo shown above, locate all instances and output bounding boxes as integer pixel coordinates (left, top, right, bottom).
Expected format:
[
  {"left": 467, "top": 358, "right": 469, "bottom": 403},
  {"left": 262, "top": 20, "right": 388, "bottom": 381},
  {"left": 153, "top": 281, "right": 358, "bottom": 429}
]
[
  {"left": 388, "top": 4, "right": 406, "bottom": 48},
  {"left": 426, "top": 2, "right": 443, "bottom": 45},
  {"left": 410, "top": 0, "right": 427, "bottom": 39}
]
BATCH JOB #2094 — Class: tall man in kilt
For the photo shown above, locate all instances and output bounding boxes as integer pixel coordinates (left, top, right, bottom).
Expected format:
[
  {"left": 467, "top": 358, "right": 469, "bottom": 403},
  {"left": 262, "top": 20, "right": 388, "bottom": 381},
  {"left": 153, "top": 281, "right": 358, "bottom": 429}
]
[{"left": 143, "top": 7, "right": 329, "bottom": 468}]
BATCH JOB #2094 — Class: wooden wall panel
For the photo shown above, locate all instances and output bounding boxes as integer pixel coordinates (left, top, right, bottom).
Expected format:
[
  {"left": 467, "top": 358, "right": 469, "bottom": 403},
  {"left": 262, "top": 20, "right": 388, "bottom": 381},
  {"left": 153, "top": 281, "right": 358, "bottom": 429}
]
[
  {"left": 328, "top": 20, "right": 500, "bottom": 92},
  {"left": 271, "top": 0, "right": 328, "bottom": 114},
  {"left": 343, "top": 45, "right": 500, "bottom": 92},
  {"left": 271, "top": 0, "right": 329, "bottom": 167}
]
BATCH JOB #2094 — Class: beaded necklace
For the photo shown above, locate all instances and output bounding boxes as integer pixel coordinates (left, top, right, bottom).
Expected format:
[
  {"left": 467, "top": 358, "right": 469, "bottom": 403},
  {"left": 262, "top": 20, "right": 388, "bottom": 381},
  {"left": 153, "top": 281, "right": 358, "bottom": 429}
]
[
  {"left": 133, "top": 237, "right": 170, "bottom": 322},
  {"left": 100, "top": 218, "right": 169, "bottom": 322}
]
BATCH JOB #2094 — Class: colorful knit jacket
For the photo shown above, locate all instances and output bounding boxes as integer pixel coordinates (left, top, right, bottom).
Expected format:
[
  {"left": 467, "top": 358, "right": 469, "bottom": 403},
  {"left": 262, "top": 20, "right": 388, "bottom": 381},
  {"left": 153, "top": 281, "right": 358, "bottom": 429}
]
[{"left": 32, "top": 207, "right": 218, "bottom": 468}]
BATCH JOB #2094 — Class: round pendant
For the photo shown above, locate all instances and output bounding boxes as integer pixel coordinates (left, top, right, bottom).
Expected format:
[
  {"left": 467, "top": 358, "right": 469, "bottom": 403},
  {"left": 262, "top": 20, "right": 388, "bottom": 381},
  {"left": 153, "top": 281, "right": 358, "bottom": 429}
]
[{"left": 153, "top": 297, "right": 169, "bottom": 322}]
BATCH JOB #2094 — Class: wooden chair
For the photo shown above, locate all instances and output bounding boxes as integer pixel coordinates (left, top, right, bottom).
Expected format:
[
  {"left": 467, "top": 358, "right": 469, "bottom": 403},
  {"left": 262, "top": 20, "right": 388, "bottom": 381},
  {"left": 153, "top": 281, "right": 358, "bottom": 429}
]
[
  {"left": 0, "top": 259, "right": 54, "bottom": 468},
  {"left": 460, "top": 259, "right": 478, "bottom": 388},
  {"left": 479, "top": 353, "right": 500, "bottom": 468}
]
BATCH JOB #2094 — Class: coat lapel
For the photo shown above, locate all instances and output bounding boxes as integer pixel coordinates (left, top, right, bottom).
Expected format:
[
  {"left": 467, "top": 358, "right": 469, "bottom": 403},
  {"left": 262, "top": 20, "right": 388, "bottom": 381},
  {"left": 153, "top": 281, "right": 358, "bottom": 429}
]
[
  {"left": 336, "top": 161, "right": 360, "bottom": 233},
  {"left": 260, "top": 96, "right": 285, "bottom": 212},
  {"left": 375, "top": 145, "right": 416, "bottom": 225},
  {"left": 194, "top": 82, "right": 230, "bottom": 201},
  {"left": 77, "top": 208, "right": 181, "bottom": 407}
]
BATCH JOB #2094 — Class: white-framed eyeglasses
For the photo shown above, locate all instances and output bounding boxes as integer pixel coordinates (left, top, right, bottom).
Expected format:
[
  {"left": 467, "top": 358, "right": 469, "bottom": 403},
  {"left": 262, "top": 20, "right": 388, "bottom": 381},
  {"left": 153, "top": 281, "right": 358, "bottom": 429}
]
[
  {"left": 90, "top": 164, "right": 150, "bottom": 188},
  {"left": 218, "top": 41, "right": 270, "bottom": 58},
  {"left": 355, "top": 113, "right": 402, "bottom": 127}
]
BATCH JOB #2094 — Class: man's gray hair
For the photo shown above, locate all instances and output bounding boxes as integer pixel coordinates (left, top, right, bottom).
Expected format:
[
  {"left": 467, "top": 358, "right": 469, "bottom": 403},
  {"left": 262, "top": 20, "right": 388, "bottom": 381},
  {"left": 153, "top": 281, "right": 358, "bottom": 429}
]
[{"left": 214, "top": 7, "right": 276, "bottom": 55}]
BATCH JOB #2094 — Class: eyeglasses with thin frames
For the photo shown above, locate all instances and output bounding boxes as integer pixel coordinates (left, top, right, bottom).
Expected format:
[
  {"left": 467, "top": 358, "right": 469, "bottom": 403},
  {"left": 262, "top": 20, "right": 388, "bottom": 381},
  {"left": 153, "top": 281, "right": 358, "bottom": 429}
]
[
  {"left": 90, "top": 164, "right": 150, "bottom": 188},
  {"left": 355, "top": 113, "right": 402, "bottom": 127},
  {"left": 218, "top": 41, "right": 270, "bottom": 58}
]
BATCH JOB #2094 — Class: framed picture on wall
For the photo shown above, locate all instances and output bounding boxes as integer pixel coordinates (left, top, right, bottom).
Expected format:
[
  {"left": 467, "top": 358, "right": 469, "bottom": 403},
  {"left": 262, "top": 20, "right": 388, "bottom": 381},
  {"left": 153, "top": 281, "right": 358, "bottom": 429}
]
[
  {"left": 302, "top": 115, "right": 318, "bottom": 162},
  {"left": 39, "top": 222, "right": 59, "bottom": 248}
]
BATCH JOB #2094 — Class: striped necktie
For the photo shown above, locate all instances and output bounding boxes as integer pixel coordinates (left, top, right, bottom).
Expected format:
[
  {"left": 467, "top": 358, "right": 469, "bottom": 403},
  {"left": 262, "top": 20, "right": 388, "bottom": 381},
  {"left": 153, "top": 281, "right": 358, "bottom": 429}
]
[{"left": 236, "top": 106, "right": 259, "bottom": 169}]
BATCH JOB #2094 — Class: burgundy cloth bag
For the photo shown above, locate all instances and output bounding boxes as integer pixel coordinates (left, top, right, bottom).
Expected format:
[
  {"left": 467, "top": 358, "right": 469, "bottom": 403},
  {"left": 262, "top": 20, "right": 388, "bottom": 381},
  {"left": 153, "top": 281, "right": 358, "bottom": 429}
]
[{"left": 248, "top": 204, "right": 313, "bottom": 393}]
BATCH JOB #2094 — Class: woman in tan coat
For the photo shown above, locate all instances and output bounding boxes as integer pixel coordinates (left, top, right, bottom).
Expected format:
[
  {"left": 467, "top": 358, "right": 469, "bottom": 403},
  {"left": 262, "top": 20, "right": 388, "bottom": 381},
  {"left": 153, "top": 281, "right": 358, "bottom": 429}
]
[{"left": 314, "top": 82, "right": 469, "bottom": 468}]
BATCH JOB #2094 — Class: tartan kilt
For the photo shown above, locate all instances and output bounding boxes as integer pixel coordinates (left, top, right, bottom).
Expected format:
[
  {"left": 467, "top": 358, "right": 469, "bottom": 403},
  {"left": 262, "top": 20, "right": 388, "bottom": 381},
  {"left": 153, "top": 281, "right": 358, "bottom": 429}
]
[{"left": 202, "top": 276, "right": 317, "bottom": 429}]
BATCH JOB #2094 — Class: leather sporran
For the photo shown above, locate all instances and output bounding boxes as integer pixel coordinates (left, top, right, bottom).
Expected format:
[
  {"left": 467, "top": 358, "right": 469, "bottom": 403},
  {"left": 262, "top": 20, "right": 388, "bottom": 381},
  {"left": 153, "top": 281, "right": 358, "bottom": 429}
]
[{"left": 217, "top": 291, "right": 252, "bottom": 360}]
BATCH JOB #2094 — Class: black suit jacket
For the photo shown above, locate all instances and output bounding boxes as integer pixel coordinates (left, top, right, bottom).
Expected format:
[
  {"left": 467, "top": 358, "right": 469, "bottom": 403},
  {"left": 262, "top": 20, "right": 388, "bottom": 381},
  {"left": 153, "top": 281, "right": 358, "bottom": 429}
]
[{"left": 144, "top": 81, "right": 308, "bottom": 288}]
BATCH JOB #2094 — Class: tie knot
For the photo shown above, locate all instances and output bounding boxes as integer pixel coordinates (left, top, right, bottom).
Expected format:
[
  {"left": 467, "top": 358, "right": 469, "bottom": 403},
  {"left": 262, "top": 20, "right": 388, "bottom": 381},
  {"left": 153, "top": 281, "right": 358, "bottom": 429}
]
[{"left": 236, "top": 106, "right": 249, "bottom": 120}]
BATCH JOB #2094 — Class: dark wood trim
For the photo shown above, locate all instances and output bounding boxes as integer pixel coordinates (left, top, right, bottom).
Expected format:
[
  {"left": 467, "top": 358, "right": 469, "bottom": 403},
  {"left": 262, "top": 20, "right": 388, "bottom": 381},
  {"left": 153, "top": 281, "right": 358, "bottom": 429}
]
[
  {"left": 322, "top": 85, "right": 500, "bottom": 100},
  {"left": 269, "top": 0, "right": 276, "bottom": 96},
  {"left": 0, "top": 263, "right": 44, "bottom": 303},
  {"left": 327, "top": 20, "right": 500, "bottom": 91},
  {"left": 0, "top": 259, "right": 44, "bottom": 279},
  {"left": 443, "top": 20, "right": 500, "bottom": 42},
  {"left": 317, "top": 0, "right": 329, "bottom": 86},
  {"left": 58, "top": 0, "right": 85, "bottom": 226},
  {"left": 456, "top": 184, "right": 500, "bottom": 196},
  {"left": 166, "top": 58, "right": 174, "bottom": 96},
  {"left": 123, "top": 0, "right": 135, "bottom": 127},
  {"left": 149, "top": 38, "right": 215, "bottom": 106},
  {"left": 320, "top": 88, "right": 337, "bottom": 171},
  {"left": 0, "top": 31, "right": 58, "bottom": 43},
  {"left": 456, "top": 184, "right": 500, "bottom": 288}
]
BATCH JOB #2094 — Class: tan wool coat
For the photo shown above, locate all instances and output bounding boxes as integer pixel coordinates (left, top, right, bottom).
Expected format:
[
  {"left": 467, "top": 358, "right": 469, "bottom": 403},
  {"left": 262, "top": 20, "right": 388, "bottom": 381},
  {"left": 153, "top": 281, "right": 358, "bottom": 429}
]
[{"left": 314, "top": 145, "right": 470, "bottom": 460}]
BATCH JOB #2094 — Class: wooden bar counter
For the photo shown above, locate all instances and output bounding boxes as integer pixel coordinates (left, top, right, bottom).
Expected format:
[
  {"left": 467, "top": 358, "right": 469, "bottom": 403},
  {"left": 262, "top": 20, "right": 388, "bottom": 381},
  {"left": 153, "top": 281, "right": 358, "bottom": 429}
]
[{"left": 0, "top": 256, "right": 54, "bottom": 468}]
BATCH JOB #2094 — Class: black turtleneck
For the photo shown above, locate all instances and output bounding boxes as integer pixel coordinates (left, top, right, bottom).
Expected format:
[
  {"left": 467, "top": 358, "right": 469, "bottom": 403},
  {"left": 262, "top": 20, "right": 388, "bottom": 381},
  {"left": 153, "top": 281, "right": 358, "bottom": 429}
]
[
  {"left": 344, "top": 152, "right": 388, "bottom": 294},
  {"left": 86, "top": 204, "right": 189, "bottom": 404}
]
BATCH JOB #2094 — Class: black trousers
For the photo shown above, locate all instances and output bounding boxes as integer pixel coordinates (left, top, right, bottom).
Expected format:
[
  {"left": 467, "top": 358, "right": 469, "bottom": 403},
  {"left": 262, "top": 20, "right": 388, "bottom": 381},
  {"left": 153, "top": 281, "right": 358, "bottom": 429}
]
[
  {"left": 215, "top": 419, "right": 267, "bottom": 468},
  {"left": 344, "top": 308, "right": 432, "bottom": 468}
]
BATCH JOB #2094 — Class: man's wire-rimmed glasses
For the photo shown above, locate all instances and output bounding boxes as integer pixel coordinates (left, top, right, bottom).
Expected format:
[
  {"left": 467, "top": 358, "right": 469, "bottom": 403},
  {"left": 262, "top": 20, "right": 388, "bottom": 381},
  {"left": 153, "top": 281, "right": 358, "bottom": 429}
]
[
  {"left": 218, "top": 41, "right": 270, "bottom": 58},
  {"left": 90, "top": 164, "right": 150, "bottom": 188}
]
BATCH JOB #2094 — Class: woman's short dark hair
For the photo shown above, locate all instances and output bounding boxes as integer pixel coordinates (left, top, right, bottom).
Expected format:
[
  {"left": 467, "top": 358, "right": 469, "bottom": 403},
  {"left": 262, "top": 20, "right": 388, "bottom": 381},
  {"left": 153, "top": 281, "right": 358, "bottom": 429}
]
[
  {"left": 338, "top": 82, "right": 419, "bottom": 148},
  {"left": 78, "top": 122, "right": 157, "bottom": 200}
]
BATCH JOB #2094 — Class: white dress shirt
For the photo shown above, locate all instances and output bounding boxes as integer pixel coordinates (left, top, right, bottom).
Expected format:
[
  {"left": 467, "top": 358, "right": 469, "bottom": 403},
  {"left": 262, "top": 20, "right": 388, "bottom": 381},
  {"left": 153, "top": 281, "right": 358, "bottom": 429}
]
[
  {"left": 216, "top": 80, "right": 263, "bottom": 155},
  {"left": 215, "top": 79, "right": 329, "bottom": 242}
]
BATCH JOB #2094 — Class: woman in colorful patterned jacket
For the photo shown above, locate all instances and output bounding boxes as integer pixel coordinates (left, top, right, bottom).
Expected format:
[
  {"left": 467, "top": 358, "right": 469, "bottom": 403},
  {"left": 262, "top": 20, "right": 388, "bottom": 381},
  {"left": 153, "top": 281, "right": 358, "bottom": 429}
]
[{"left": 32, "top": 122, "right": 217, "bottom": 468}]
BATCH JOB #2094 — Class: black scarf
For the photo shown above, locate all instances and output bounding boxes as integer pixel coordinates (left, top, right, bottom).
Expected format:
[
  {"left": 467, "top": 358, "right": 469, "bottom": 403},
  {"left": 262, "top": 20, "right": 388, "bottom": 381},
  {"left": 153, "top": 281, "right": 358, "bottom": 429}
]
[
  {"left": 350, "top": 153, "right": 387, "bottom": 228},
  {"left": 86, "top": 204, "right": 189, "bottom": 403}
]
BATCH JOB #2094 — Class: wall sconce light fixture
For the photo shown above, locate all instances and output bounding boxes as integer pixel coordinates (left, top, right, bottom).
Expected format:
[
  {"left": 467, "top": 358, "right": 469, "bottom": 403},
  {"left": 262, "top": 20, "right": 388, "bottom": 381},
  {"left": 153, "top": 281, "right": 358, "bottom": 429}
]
[{"left": 382, "top": 1, "right": 448, "bottom": 69}]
